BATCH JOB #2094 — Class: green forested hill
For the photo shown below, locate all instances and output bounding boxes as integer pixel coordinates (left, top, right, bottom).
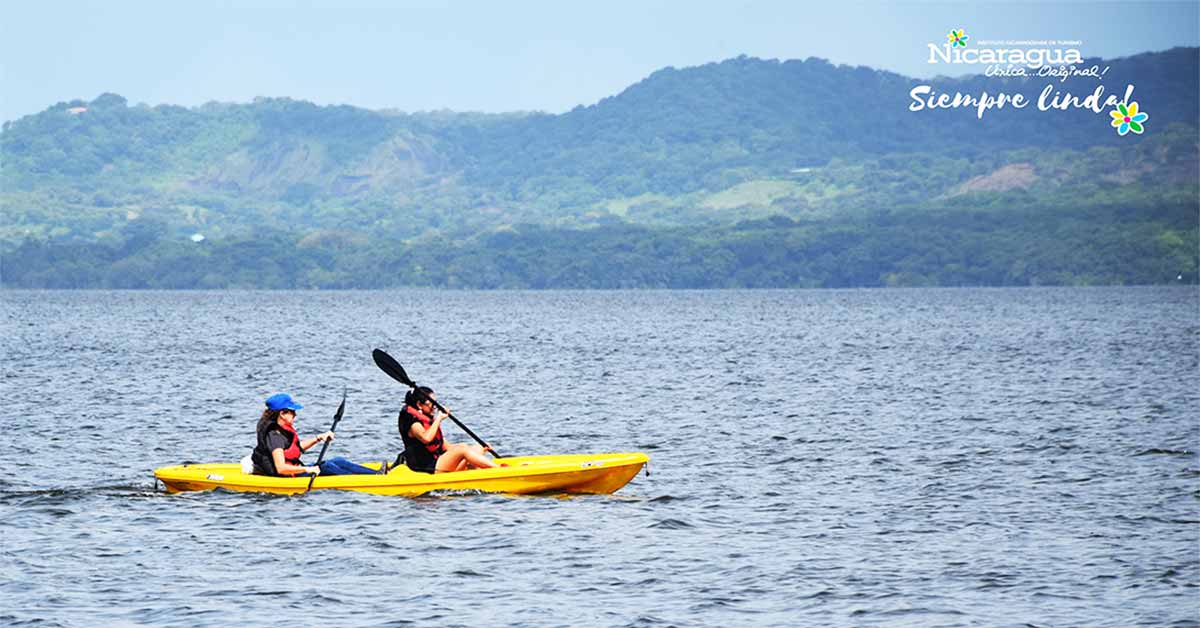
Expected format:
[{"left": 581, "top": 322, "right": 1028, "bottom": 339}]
[{"left": 1, "top": 48, "right": 1197, "bottom": 288}]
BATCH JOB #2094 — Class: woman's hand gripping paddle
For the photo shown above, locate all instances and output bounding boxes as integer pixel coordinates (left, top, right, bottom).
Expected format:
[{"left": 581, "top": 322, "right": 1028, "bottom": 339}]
[
  {"left": 305, "top": 387, "right": 347, "bottom": 493},
  {"left": 372, "top": 348, "right": 502, "bottom": 458}
]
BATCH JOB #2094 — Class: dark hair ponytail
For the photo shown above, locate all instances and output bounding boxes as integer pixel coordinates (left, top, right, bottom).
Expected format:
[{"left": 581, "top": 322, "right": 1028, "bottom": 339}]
[
  {"left": 257, "top": 408, "right": 281, "bottom": 443},
  {"left": 404, "top": 386, "right": 435, "bottom": 408},
  {"left": 399, "top": 386, "right": 436, "bottom": 435}
]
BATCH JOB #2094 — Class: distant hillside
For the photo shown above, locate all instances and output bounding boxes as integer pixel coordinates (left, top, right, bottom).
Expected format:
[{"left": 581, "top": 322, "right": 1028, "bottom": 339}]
[
  {"left": 460, "top": 48, "right": 1198, "bottom": 197},
  {"left": 1, "top": 48, "right": 1196, "bottom": 288}
]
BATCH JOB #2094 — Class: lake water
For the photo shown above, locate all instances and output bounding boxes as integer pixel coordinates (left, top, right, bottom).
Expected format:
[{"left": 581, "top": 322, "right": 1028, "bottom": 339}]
[{"left": 1, "top": 288, "right": 1197, "bottom": 627}]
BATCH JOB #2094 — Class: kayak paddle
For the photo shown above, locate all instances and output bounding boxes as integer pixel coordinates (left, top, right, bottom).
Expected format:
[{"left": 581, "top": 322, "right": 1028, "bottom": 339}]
[
  {"left": 372, "top": 348, "right": 502, "bottom": 458},
  {"left": 305, "top": 387, "right": 347, "bottom": 493}
]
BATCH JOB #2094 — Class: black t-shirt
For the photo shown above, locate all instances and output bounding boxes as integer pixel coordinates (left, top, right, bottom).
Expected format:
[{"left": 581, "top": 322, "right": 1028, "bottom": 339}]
[
  {"left": 398, "top": 410, "right": 443, "bottom": 474},
  {"left": 265, "top": 431, "right": 294, "bottom": 458}
]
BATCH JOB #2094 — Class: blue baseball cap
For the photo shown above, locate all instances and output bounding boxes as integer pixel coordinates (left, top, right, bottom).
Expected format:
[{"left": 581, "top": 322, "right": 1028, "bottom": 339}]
[{"left": 265, "top": 393, "right": 303, "bottom": 412}]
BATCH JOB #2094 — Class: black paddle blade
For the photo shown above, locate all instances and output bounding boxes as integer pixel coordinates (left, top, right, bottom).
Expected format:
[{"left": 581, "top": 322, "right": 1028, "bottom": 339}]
[
  {"left": 372, "top": 348, "right": 414, "bottom": 387},
  {"left": 333, "top": 386, "right": 347, "bottom": 422}
]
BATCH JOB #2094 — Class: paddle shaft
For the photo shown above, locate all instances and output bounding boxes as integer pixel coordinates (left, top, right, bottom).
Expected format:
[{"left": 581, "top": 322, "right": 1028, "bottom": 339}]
[
  {"left": 425, "top": 397, "right": 502, "bottom": 459},
  {"left": 306, "top": 390, "right": 347, "bottom": 492},
  {"left": 310, "top": 416, "right": 343, "bottom": 466}
]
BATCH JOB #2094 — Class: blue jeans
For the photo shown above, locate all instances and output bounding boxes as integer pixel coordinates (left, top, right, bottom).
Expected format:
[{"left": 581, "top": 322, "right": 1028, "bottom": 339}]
[{"left": 318, "top": 456, "right": 379, "bottom": 475}]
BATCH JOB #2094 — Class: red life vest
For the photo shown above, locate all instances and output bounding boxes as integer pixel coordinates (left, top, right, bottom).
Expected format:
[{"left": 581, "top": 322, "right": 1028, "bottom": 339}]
[
  {"left": 405, "top": 405, "right": 445, "bottom": 455},
  {"left": 276, "top": 421, "right": 304, "bottom": 464}
]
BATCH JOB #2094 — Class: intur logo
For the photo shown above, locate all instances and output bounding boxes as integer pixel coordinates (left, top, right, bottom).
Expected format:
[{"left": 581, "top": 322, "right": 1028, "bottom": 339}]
[
  {"left": 908, "top": 27, "right": 1140, "bottom": 135},
  {"left": 928, "top": 29, "right": 1083, "bottom": 69}
]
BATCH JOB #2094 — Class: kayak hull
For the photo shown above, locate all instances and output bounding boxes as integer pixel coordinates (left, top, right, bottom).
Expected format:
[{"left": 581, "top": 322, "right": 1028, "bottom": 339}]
[{"left": 153, "top": 452, "right": 649, "bottom": 497}]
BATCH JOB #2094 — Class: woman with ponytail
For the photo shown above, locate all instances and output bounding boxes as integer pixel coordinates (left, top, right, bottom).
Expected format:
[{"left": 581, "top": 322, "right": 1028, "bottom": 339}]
[{"left": 397, "top": 386, "right": 499, "bottom": 474}]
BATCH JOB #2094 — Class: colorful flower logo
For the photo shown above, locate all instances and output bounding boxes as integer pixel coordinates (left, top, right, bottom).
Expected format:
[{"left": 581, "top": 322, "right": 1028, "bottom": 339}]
[
  {"left": 947, "top": 29, "right": 969, "bottom": 47},
  {"left": 1110, "top": 102, "right": 1149, "bottom": 136}
]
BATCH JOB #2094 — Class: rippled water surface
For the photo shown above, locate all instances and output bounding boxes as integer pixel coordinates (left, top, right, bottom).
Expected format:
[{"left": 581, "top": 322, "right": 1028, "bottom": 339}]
[{"left": 2, "top": 288, "right": 1197, "bottom": 627}]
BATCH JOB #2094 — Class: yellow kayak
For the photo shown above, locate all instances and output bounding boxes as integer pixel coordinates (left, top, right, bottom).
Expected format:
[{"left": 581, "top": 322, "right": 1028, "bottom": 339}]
[{"left": 154, "top": 452, "right": 649, "bottom": 497}]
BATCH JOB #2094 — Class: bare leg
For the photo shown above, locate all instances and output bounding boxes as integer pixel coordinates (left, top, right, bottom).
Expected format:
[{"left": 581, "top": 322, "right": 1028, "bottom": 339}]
[
  {"left": 435, "top": 443, "right": 499, "bottom": 472},
  {"left": 461, "top": 444, "right": 498, "bottom": 469}
]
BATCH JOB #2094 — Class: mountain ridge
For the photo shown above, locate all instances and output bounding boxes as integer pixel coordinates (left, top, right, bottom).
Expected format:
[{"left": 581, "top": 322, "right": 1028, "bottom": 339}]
[{"left": 1, "top": 48, "right": 1195, "bottom": 288}]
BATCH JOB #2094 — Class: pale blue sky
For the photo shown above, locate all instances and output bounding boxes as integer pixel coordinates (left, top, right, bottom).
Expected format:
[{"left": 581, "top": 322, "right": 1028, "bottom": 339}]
[{"left": 1, "top": 1, "right": 1197, "bottom": 122}]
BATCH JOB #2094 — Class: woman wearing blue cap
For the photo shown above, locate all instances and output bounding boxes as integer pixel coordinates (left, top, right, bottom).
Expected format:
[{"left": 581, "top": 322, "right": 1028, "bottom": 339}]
[{"left": 251, "top": 393, "right": 385, "bottom": 476}]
